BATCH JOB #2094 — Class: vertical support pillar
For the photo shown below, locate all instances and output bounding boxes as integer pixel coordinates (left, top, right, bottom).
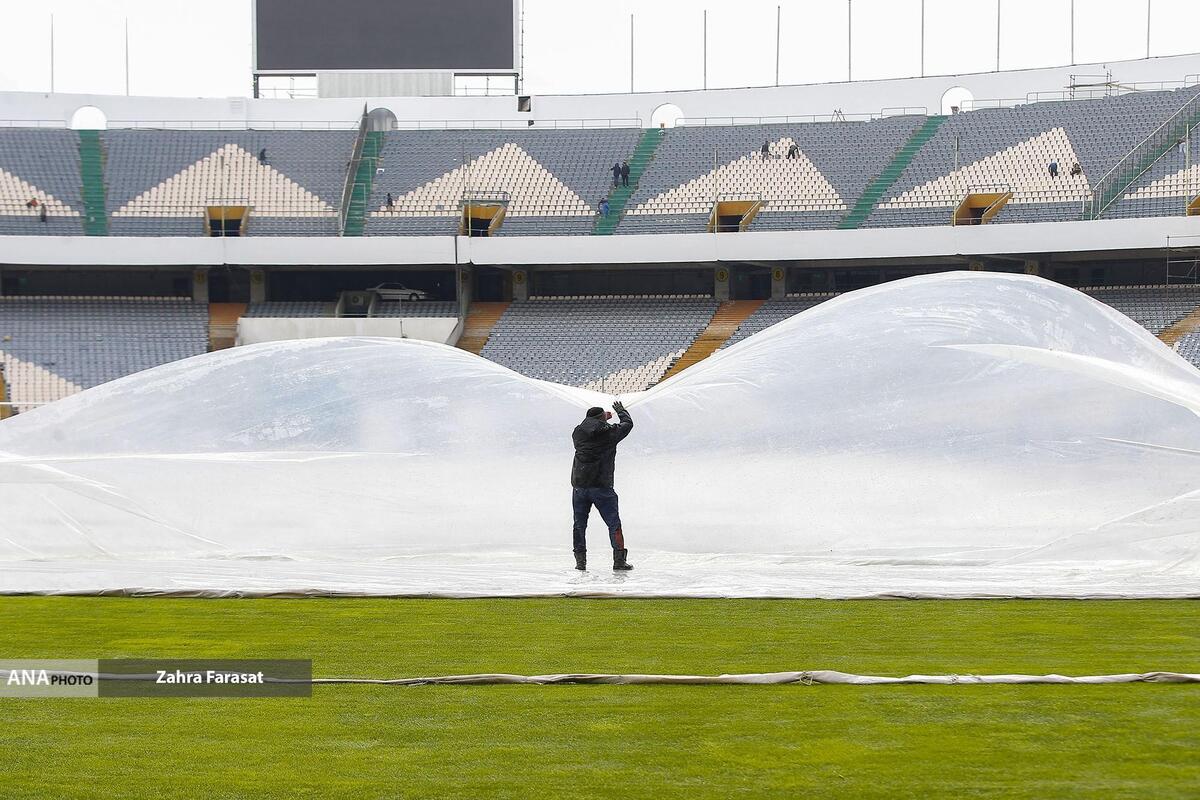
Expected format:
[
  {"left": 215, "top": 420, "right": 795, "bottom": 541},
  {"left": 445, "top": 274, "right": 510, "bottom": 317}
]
[
  {"left": 191, "top": 268, "right": 209, "bottom": 304},
  {"left": 770, "top": 266, "right": 786, "bottom": 299},
  {"left": 457, "top": 266, "right": 473, "bottom": 318},
  {"left": 511, "top": 269, "right": 529, "bottom": 302},
  {"left": 714, "top": 266, "right": 731, "bottom": 301},
  {"left": 249, "top": 269, "right": 266, "bottom": 305}
]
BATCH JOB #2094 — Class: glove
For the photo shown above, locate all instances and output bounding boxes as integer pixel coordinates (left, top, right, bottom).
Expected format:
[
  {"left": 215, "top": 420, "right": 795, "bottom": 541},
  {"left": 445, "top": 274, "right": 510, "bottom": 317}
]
[{"left": 612, "top": 400, "right": 626, "bottom": 413}]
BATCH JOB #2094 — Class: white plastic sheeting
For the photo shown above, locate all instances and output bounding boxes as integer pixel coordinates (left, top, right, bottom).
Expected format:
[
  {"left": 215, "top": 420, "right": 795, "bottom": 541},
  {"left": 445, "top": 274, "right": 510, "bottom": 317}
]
[{"left": 2, "top": 271, "right": 1199, "bottom": 597}]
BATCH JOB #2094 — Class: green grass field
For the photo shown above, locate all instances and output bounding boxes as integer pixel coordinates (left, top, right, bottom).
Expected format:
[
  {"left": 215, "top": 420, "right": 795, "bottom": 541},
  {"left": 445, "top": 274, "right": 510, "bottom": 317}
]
[{"left": 1, "top": 597, "right": 1197, "bottom": 799}]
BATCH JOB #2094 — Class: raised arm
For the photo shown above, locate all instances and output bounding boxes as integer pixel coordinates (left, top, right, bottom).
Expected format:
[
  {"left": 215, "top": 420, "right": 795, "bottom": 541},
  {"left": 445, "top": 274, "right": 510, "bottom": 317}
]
[{"left": 607, "top": 400, "right": 633, "bottom": 444}]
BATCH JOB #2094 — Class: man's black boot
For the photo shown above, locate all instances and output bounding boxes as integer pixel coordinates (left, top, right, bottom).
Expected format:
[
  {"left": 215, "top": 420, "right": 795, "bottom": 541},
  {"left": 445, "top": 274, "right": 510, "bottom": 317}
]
[
  {"left": 613, "top": 548, "right": 633, "bottom": 571},
  {"left": 574, "top": 550, "right": 587, "bottom": 571}
]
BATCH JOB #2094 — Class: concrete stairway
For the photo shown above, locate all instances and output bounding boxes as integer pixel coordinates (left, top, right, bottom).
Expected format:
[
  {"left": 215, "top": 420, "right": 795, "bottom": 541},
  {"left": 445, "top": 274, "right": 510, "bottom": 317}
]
[
  {"left": 77, "top": 130, "right": 109, "bottom": 235},
  {"left": 659, "top": 299, "right": 764, "bottom": 380},
  {"left": 343, "top": 131, "right": 385, "bottom": 236},
  {"left": 595, "top": 127, "right": 664, "bottom": 235},
  {"left": 456, "top": 301, "right": 510, "bottom": 354},
  {"left": 1094, "top": 96, "right": 1200, "bottom": 217},
  {"left": 1159, "top": 303, "right": 1200, "bottom": 346},
  {"left": 209, "top": 303, "right": 247, "bottom": 350},
  {"left": 838, "top": 115, "right": 948, "bottom": 229}
]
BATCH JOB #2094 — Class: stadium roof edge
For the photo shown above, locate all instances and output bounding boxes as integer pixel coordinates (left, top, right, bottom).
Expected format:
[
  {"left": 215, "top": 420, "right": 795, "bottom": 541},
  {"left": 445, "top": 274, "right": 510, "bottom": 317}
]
[{"left": 3, "top": 52, "right": 1200, "bottom": 130}]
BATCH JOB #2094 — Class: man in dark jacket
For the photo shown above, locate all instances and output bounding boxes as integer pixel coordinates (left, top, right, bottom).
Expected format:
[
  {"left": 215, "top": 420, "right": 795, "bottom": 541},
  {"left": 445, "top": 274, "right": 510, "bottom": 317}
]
[
  {"left": 571, "top": 401, "right": 634, "bottom": 572},
  {"left": 611, "top": 162, "right": 622, "bottom": 188},
  {"left": 620, "top": 161, "right": 630, "bottom": 187}
]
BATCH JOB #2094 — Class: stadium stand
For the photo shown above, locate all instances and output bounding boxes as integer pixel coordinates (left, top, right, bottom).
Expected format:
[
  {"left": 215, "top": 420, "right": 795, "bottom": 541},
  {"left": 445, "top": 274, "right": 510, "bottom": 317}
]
[
  {"left": 244, "top": 300, "right": 458, "bottom": 317},
  {"left": 864, "top": 87, "right": 1200, "bottom": 228},
  {"left": 0, "top": 296, "right": 208, "bottom": 409},
  {"left": 1107, "top": 123, "right": 1200, "bottom": 219},
  {"left": 4, "top": 89, "right": 1200, "bottom": 238},
  {"left": 479, "top": 295, "right": 718, "bottom": 391},
  {"left": 366, "top": 129, "right": 642, "bottom": 236},
  {"left": 1175, "top": 328, "right": 1200, "bottom": 363},
  {"left": 618, "top": 116, "right": 924, "bottom": 234},
  {"left": 102, "top": 130, "right": 355, "bottom": 236},
  {"left": 244, "top": 301, "right": 334, "bottom": 317},
  {"left": 0, "top": 129, "right": 86, "bottom": 235},
  {"left": 372, "top": 301, "right": 459, "bottom": 317},
  {"left": 720, "top": 294, "right": 840, "bottom": 348},
  {"left": 1081, "top": 284, "right": 1200, "bottom": 334}
]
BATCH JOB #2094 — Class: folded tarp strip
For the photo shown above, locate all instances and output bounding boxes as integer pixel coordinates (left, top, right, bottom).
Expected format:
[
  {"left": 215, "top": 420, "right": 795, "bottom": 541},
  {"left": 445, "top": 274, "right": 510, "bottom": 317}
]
[
  {"left": 22, "top": 670, "right": 1200, "bottom": 686},
  {"left": 308, "top": 670, "right": 1200, "bottom": 686}
]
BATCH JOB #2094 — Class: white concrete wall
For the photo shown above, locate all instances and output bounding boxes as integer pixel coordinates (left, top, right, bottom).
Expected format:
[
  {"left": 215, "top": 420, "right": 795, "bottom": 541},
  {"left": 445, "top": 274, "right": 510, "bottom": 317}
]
[
  {"left": 3, "top": 215, "right": 1199, "bottom": 269},
  {"left": 236, "top": 317, "right": 459, "bottom": 345},
  {"left": 4, "top": 52, "right": 1198, "bottom": 128}
]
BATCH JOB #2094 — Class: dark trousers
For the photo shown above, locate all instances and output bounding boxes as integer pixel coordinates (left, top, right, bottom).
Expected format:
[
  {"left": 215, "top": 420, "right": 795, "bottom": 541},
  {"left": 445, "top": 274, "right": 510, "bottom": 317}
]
[
  {"left": 621, "top": 174, "right": 629, "bottom": 186},
  {"left": 572, "top": 487, "right": 624, "bottom": 551}
]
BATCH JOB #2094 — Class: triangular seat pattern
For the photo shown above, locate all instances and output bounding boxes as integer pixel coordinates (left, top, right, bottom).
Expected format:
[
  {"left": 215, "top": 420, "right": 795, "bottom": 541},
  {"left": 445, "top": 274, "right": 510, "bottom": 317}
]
[
  {"left": 883, "top": 128, "right": 1090, "bottom": 207},
  {"left": 1127, "top": 164, "right": 1200, "bottom": 200},
  {"left": 372, "top": 143, "right": 592, "bottom": 218},
  {"left": 0, "top": 167, "right": 79, "bottom": 216},
  {"left": 115, "top": 144, "right": 335, "bottom": 217},
  {"left": 628, "top": 138, "right": 846, "bottom": 216}
]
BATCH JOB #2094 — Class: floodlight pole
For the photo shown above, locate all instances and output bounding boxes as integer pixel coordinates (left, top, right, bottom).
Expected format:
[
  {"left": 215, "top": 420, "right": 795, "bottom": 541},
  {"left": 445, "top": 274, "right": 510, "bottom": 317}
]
[
  {"left": 995, "top": 0, "right": 1001, "bottom": 72},
  {"left": 1146, "top": 0, "right": 1151, "bottom": 59},
  {"left": 49, "top": 14, "right": 54, "bottom": 93},
  {"left": 1070, "top": 0, "right": 1075, "bottom": 65},
  {"left": 847, "top": 0, "right": 852, "bottom": 82},
  {"left": 920, "top": 0, "right": 925, "bottom": 77},
  {"left": 703, "top": 9, "right": 707, "bottom": 90},
  {"left": 775, "top": 5, "right": 780, "bottom": 86},
  {"left": 124, "top": 18, "right": 130, "bottom": 96},
  {"left": 630, "top": 14, "right": 634, "bottom": 93}
]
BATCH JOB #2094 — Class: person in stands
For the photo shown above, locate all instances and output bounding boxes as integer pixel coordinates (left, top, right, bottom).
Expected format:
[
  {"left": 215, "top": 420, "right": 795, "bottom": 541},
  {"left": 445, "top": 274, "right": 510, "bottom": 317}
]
[
  {"left": 620, "top": 161, "right": 630, "bottom": 187},
  {"left": 1069, "top": 162, "right": 1082, "bottom": 177},
  {"left": 386, "top": 192, "right": 395, "bottom": 212},
  {"left": 761, "top": 140, "right": 770, "bottom": 160},
  {"left": 258, "top": 147, "right": 268, "bottom": 165},
  {"left": 611, "top": 162, "right": 622, "bottom": 188},
  {"left": 599, "top": 197, "right": 610, "bottom": 217},
  {"left": 39, "top": 204, "right": 47, "bottom": 223},
  {"left": 787, "top": 142, "right": 800, "bottom": 159},
  {"left": 1048, "top": 160, "right": 1059, "bottom": 178}
]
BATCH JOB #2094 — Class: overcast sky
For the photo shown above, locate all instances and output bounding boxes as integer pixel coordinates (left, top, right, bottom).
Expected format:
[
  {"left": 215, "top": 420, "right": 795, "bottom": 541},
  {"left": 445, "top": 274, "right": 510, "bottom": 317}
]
[{"left": 0, "top": 0, "right": 1197, "bottom": 99}]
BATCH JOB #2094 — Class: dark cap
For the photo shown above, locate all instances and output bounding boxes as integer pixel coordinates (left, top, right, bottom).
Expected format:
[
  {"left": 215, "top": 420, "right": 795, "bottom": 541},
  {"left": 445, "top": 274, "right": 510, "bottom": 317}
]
[{"left": 586, "top": 407, "right": 605, "bottom": 418}]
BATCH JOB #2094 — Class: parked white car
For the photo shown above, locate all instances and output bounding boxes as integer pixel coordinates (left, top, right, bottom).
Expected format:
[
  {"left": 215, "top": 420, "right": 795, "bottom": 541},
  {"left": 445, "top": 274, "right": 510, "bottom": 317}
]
[{"left": 369, "top": 283, "right": 430, "bottom": 302}]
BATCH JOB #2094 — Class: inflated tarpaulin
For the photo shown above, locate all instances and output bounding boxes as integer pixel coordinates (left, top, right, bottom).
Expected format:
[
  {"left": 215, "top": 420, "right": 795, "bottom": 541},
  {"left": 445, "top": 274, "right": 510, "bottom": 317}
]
[{"left": 1, "top": 271, "right": 1199, "bottom": 597}]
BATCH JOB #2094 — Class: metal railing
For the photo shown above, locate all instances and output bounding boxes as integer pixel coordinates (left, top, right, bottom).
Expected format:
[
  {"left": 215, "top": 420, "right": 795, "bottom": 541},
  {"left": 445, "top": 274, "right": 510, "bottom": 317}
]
[
  {"left": 964, "top": 77, "right": 1200, "bottom": 112},
  {"left": 1088, "top": 90, "right": 1200, "bottom": 219},
  {"left": 339, "top": 106, "right": 370, "bottom": 234},
  {"left": 0, "top": 120, "right": 69, "bottom": 128},
  {"left": 389, "top": 118, "right": 642, "bottom": 130},
  {"left": 461, "top": 189, "right": 512, "bottom": 204},
  {"left": 680, "top": 112, "right": 877, "bottom": 127},
  {"left": 105, "top": 120, "right": 359, "bottom": 130},
  {"left": 678, "top": 107, "right": 927, "bottom": 128}
]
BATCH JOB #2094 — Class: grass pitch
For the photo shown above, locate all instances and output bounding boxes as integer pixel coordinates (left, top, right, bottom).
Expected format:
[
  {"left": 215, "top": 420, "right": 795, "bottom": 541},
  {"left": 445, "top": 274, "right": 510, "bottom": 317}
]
[{"left": 0, "top": 597, "right": 1197, "bottom": 799}]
